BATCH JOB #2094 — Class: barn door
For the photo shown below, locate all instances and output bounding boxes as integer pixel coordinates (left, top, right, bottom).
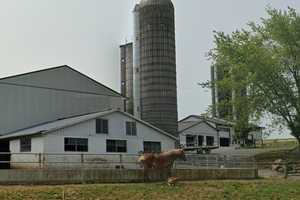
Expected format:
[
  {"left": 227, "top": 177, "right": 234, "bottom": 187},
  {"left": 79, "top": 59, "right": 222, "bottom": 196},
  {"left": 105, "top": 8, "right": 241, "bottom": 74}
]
[{"left": 0, "top": 140, "right": 10, "bottom": 169}]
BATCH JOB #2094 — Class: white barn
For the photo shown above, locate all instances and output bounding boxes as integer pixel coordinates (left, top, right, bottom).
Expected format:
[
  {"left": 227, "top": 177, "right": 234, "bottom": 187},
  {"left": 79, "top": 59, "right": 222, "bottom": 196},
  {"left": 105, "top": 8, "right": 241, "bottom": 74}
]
[
  {"left": 0, "top": 66, "right": 177, "bottom": 168},
  {"left": 0, "top": 110, "right": 176, "bottom": 169},
  {"left": 179, "top": 115, "right": 234, "bottom": 148}
]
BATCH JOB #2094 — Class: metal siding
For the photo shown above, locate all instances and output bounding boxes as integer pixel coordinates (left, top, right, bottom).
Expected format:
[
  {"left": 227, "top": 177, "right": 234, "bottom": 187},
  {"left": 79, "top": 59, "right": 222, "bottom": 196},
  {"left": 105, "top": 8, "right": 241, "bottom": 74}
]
[
  {"left": 120, "top": 43, "right": 134, "bottom": 115},
  {"left": 0, "top": 83, "right": 122, "bottom": 135},
  {"left": 133, "top": 4, "right": 142, "bottom": 118}
]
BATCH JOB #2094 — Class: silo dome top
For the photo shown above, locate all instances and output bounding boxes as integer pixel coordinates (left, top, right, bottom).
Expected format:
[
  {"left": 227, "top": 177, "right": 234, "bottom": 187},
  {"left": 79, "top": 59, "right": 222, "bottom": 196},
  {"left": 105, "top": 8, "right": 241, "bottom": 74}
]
[{"left": 139, "top": 0, "right": 173, "bottom": 7}]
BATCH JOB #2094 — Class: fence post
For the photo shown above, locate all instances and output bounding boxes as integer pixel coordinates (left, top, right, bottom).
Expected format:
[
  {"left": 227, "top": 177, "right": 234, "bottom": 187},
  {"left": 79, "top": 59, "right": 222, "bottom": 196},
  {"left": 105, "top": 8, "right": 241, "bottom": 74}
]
[
  {"left": 253, "top": 157, "right": 257, "bottom": 169},
  {"left": 119, "top": 154, "right": 123, "bottom": 167},
  {"left": 284, "top": 162, "right": 288, "bottom": 179},
  {"left": 38, "top": 153, "right": 42, "bottom": 169},
  {"left": 81, "top": 154, "right": 84, "bottom": 168},
  {"left": 42, "top": 153, "right": 45, "bottom": 169}
]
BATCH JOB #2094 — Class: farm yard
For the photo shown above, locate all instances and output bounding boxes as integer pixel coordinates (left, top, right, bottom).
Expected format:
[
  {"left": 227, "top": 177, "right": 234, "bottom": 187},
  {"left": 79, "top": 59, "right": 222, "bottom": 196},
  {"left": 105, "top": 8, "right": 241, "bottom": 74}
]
[
  {"left": 1, "top": 179, "right": 300, "bottom": 200},
  {"left": 0, "top": 140, "right": 297, "bottom": 199}
]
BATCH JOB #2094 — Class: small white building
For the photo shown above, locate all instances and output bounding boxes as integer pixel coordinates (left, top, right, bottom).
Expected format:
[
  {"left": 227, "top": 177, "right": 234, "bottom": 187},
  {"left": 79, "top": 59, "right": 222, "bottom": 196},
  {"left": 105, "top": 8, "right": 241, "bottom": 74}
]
[
  {"left": 179, "top": 120, "right": 218, "bottom": 148},
  {"left": 0, "top": 110, "right": 177, "bottom": 169},
  {"left": 179, "top": 115, "right": 234, "bottom": 148}
]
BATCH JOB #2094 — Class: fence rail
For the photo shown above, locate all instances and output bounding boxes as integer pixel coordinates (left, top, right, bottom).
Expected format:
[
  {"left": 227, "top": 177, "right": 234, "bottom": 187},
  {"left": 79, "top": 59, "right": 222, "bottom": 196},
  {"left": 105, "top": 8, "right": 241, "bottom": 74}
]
[{"left": 0, "top": 152, "right": 257, "bottom": 170}]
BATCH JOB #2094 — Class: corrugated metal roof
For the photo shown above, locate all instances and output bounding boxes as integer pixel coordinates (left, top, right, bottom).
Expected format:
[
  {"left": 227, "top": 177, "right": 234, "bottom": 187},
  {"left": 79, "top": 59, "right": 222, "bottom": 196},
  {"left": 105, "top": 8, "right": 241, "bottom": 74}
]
[{"left": 0, "top": 109, "right": 177, "bottom": 141}]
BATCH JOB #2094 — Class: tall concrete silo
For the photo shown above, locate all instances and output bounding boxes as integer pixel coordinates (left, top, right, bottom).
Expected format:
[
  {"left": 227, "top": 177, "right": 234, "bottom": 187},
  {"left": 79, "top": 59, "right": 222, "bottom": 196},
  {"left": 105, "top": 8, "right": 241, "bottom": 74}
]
[{"left": 133, "top": 0, "right": 178, "bottom": 136}]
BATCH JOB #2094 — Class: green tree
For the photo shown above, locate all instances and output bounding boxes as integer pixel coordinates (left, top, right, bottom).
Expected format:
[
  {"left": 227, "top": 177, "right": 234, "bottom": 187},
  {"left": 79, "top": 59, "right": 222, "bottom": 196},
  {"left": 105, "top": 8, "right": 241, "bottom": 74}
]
[{"left": 209, "top": 7, "right": 300, "bottom": 144}]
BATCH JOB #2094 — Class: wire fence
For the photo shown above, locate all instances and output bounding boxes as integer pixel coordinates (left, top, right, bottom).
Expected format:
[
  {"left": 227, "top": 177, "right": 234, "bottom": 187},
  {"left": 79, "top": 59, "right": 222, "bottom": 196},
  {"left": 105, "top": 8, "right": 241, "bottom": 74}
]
[
  {"left": 0, "top": 152, "right": 257, "bottom": 170},
  {"left": 175, "top": 154, "right": 256, "bottom": 169}
]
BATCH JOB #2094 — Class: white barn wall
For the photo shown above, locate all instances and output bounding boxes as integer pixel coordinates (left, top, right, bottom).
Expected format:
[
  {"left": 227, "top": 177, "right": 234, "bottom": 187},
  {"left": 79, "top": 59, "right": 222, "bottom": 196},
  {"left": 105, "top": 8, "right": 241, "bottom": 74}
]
[
  {"left": 16, "top": 112, "right": 175, "bottom": 168},
  {"left": 44, "top": 112, "right": 175, "bottom": 154},
  {"left": 7, "top": 111, "right": 176, "bottom": 169},
  {"left": 10, "top": 137, "right": 44, "bottom": 169}
]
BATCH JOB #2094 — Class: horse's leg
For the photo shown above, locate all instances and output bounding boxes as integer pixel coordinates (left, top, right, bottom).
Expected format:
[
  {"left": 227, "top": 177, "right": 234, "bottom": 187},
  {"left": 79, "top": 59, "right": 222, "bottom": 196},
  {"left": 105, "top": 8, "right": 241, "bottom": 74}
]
[{"left": 167, "top": 161, "right": 174, "bottom": 178}]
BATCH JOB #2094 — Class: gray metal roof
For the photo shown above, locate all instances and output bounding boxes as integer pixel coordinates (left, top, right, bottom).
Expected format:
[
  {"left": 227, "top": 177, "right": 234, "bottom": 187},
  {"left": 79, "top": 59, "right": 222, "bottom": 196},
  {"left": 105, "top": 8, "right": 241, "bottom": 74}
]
[
  {"left": 178, "top": 120, "right": 217, "bottom": 133},
  {"left": 178, "top": 121, "right": 199, "bottom": 132},
  {"left": 0, "top": 109, "right": 177, "bottom": 141},
  {"left": 204, "top": 117, "right": 235, "bottom": 126},
  {"left": 179, "top": 115, "right": 235, "bottom": 127},
  {"left": 0, "top": 65, "right": 122, "bottom": 97}
]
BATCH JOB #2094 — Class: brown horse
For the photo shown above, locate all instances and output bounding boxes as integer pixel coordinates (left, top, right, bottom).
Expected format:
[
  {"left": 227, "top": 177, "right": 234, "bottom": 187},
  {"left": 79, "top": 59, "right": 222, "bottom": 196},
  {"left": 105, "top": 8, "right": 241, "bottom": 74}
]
[
  {"left": 138, "top": 149, "right": 186, "bottom": 169},
  {"left": 138, "top": 153, "right": 156, "bottom": 169}
]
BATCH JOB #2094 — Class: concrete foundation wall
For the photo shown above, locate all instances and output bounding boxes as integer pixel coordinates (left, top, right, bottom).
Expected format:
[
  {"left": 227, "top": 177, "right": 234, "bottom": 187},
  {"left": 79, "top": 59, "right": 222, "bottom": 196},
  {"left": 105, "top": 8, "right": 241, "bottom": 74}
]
[{"left": 0, "top": 168, "right": 258, "bottom": 185}]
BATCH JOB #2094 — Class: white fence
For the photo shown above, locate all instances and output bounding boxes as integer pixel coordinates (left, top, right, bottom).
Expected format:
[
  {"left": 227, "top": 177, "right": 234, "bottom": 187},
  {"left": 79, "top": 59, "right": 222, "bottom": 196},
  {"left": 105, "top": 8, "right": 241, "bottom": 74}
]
[
  {"left": 175, "top": 154, "right": 256, "bottom": 169},
  {"left": 0, "top": 153, "right": 256, "bottom": 169}
]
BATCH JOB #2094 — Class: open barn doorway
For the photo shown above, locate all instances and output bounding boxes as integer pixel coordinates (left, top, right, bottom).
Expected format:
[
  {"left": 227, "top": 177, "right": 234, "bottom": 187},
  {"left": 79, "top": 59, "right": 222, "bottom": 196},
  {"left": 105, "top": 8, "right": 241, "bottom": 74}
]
[
  {"left": 220, "top": 138, "right": 230, "bottom": 147},
  {"left": 0, "top": 140, "right": 10, "bottom": 169}
]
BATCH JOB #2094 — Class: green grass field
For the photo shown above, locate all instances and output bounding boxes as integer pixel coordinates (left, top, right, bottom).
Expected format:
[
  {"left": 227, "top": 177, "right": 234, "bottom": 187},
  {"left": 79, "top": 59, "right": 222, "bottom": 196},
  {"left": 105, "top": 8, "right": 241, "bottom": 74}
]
[
  {"left": 0, "top": 180, "right": 300, "bottom": 200},
  {"left": 260, "top": 139, "right": 298, "bottom": 149}
]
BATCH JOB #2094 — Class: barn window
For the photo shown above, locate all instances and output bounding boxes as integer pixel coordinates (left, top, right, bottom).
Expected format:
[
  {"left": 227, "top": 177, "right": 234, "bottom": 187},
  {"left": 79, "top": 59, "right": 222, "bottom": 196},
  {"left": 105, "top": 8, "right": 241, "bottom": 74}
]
[
  {"left": 96, "top": 119, "right": 108, "bottom": 134},
  {"left": 143, "top": 141, "right": 161, "bottom": 153},
  {"left": 106, "top": 140, "right": 127, "bottom": 153},
  {"left": 206, "top": 136, "right": 214, "bottom": 146},
  {"left": 64, "top": 138, "right": 88, "bottom": 152},
  {"left": 126, "top": 121, "right": 137, "bottom": 136},
  {"left": 186, "top": 135, "right": 196, "bottom": 147},
  {"left": 20, "top": 137, "right": 31, "bottom": 152}
]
